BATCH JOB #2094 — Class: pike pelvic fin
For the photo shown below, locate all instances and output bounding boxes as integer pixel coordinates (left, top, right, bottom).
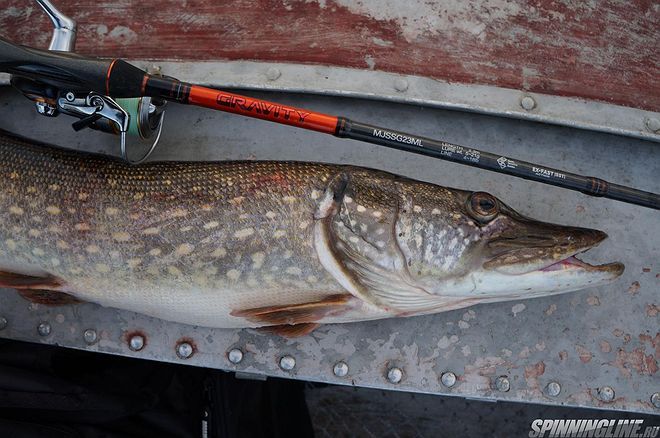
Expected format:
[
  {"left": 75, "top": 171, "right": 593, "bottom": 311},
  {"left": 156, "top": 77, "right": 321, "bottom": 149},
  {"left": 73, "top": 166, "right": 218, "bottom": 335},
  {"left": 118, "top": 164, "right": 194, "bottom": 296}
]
[
  {"left": 231, "top": 294, "right": 352, "bottom": 326},
  {"left": 0, "top": 270, "right": 80, "bottom": 306},
  {"left": 260, "top": 323, "right": 320, "bottom": 338},
  {"left": 0, "top": 270, "right": 63, "bottom": 290},
  {"left": 17, "top": 289, "right": 83, "bottom": 306}
]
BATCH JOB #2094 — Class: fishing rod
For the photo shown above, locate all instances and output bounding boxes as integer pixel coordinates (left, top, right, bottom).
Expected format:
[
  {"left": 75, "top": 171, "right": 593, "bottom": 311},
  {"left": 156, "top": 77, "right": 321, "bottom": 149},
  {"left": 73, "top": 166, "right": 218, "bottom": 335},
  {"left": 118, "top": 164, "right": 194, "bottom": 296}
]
[{"left": 0, "top": 7, "right": 658, "bottom": 210}]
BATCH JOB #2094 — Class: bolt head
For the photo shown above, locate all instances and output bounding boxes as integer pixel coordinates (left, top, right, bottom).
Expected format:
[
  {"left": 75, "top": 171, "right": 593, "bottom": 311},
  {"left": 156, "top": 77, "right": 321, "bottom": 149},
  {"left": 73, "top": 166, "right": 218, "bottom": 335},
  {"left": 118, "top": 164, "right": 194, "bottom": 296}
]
[
  {"left": 495, "top": 376, "right": 510, "bottom": 392},
  {"left": 37, "top": 322, "right": 51, "bottom": 337},
  {"left": 228, "top": 348, "right": 244, "bottom": 364},
  {"left": 176, "top": 342, "right": 194, "bottom": 359},
  {"left": 266, "top": 67, "right": 281, "bottom": 81},
  {"left": 645, "top": 118, "right": 660, "bottom": 133},
  {"left": 545, "top": 381, "right": 561, "bottom": 397},
  {"left": 441, "top": 372, "right": 457, "bottom": 388},
  {"left": 597, "top": 386, "right": 615, "bottom": 402},
  {"left": 651, "top": 392, "right": 660, "bottom": 409},
  {"left": 0, "top": 317, "right": 7, "bottom": 330},
  {"left": 129, "top": 335, "right": 145, "bottom": 351},
  {"left": 394, "top": 78, "right": 409, "bottom": 92},
  {"left": 65, "top": 92, "right": 76, "bottom": 102},
  {"left": 279, "top": 355, "right": 296, "bottom": 371},
  {"left": 333, "top": 361, "right": 349, "bottom": 377},
  {"left": 387, "top": 367, "right": 403, "bottom": 384},
  {"left": 83, "top": 329, "right": 98, "bottom": 344},
  {"left": 520, "top": 95, "right": 536, "bottom": 111}
]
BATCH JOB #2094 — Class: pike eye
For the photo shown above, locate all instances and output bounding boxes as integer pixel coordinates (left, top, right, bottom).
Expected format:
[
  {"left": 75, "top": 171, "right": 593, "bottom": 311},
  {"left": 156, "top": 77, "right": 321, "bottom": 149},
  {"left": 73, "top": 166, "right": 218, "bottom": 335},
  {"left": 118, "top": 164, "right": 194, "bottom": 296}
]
[{"left": 467, "top": 192, "right": 499, "bottom": 223}]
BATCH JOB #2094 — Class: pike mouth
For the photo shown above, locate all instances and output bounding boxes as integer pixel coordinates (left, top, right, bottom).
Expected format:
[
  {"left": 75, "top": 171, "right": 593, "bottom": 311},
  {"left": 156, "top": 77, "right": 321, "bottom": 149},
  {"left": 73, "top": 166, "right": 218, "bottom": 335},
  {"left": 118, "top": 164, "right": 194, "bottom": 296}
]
[
  {"left": 484, "top": 229, "right": 624, "bottom": 278},
  {"left": 538, "top": 254, "right": 624, "bottom": 275},
  {"left": 492, "top": 248, "right": 625, "bottom": 277}
]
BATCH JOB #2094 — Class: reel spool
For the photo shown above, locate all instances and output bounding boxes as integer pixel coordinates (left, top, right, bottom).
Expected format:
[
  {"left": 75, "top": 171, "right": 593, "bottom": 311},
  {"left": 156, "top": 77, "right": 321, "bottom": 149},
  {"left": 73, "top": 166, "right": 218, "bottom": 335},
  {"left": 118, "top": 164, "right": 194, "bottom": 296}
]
[
  {"left": 116, "top": 96, "right": 166, "bottom": 164},
  {"left": 115, "top": 97, "right": 165, "bottom": 140},
  {"left": 91, "top": 96, "right": 167, "bottom": 164}
]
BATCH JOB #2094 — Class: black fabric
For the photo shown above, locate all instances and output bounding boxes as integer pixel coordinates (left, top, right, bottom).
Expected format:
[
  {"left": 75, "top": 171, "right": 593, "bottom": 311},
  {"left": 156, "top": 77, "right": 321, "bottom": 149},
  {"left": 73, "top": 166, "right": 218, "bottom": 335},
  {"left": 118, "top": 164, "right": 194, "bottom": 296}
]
[
  {"left": 0, "top": 339, "right": 314, "bottom": 438},
  {"left": 205, "top": 373, "right": 314, "bottom": 438}
]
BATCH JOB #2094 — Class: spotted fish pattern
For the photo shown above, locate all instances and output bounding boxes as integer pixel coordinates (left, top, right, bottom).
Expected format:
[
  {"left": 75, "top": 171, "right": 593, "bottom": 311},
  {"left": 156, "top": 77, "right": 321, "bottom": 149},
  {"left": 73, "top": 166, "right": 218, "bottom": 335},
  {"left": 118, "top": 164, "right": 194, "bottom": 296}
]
[{"left": 0, "top": 130, "right": 622, "bottom": 334}]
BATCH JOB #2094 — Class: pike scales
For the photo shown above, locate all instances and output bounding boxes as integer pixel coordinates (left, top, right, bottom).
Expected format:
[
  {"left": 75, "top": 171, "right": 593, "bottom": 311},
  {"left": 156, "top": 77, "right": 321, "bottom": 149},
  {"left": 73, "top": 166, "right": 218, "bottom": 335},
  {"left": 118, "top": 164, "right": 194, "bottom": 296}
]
[{"left": 0, "top": 130, "right": 623, "bottom": 334}]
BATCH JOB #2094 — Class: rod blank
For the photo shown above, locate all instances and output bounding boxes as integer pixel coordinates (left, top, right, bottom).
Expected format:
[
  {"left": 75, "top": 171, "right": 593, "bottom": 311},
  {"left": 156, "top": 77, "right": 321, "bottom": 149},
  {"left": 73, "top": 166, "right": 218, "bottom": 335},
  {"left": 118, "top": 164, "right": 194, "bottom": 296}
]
[{"left": 335, "top": 118, "right": 659, "bottom": 210}]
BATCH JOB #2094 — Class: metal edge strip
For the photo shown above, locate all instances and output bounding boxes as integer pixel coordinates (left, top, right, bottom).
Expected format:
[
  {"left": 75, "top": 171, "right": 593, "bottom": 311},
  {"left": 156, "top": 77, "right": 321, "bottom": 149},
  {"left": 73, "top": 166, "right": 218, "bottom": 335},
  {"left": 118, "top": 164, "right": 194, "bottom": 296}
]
[{"left": 2, "top": 61, "right": 659, "bottom": 142}]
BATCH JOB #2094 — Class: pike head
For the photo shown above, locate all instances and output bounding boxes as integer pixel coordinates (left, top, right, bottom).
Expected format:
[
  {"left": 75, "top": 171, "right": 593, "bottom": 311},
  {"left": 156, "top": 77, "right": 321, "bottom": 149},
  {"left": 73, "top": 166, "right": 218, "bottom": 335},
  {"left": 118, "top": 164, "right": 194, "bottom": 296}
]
[{"left": 315, "top": 170, "right": 624, "bottom": 314}]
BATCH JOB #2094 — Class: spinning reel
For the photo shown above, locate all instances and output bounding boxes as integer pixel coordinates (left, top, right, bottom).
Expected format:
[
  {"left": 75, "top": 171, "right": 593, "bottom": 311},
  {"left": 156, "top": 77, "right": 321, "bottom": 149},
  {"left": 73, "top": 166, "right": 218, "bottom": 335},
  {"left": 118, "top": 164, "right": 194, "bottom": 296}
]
[{"left": 10, "top": 0, "right": 165, "bottom": 164}]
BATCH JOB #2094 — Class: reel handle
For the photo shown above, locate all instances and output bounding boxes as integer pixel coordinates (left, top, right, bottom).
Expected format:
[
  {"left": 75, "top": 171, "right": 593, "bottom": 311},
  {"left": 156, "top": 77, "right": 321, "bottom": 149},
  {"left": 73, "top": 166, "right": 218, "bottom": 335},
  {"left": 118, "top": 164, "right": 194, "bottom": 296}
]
[{"left": 36, "top": 0, "right": 77, "bottom": 52}]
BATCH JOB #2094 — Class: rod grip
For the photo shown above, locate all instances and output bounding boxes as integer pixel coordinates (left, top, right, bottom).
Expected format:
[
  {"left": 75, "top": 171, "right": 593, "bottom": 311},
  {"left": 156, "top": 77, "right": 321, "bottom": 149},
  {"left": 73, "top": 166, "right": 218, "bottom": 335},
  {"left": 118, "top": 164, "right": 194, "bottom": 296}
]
[{"left": 0, "top": 37, "right": 146, "bottom": 97}]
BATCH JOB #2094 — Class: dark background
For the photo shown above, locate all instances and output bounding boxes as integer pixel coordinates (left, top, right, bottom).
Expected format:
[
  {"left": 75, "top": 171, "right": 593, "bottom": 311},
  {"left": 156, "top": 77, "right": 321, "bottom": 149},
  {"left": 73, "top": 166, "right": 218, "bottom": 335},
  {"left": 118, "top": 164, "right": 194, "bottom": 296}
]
[{"left": 0, "top": 340, "right": 657, "bottom": 438}]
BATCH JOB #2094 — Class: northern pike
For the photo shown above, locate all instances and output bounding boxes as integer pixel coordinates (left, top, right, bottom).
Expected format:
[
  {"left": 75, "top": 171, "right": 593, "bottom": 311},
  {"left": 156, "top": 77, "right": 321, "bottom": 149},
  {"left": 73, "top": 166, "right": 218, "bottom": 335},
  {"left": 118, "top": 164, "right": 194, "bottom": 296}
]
[{"left": 0, "top": 130, "right": 624, "bottom": 336}]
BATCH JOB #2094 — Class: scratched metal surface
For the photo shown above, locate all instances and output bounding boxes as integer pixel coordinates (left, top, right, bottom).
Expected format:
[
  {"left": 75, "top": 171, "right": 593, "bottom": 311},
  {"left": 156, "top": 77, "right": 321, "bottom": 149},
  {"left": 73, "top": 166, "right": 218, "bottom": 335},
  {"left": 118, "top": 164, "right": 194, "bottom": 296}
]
[{"left": 0, "top": 86, "right": 658, "bottom": 413}]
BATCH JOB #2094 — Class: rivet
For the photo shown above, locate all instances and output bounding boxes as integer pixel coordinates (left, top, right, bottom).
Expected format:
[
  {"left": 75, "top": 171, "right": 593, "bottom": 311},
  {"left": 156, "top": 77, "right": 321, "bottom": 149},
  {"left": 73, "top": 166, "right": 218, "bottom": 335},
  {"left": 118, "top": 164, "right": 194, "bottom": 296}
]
[
  {"left": 83, "top": 329, "right": 98, "bottom": 344},
  {"left": 651, "top": 392, "right": 660, "bottom": 409},
  {"left": 279, "top": 355, "right": 296, "bottom": 371},
  {"left": 597, "top": 386, "right": 615, "bottom": 402},
  {"left": 441, "top": 371, "right": 457, "bottom": 388},
  {"left": 266, "top": 67, "right": 281, "bottom": 81},
  {"left": 176, "top": 342, "right": 194, "bottom": 359},
  {"left": 37, "top": 322, "right": 51, "bottom": 337},
  {"left": 394, "top": 78, "right": 409, "bottom": 92},
  {"left": 333, "top": 361, "right": 349, "bottom": 377},
  {"left": 645, "top": 118, "right": 660, "bottom": 133},
  {"left": 386, "top": 367, "right": 403, "bottom": 384},
  {"left": 227, "top": 348, "right": 244, "bottom": 364},
  {"left": 545, "top": 381, "right": 561, "bottom": 397},
  {"left": 129, "top": 334, "right": 145, "bottom": 351},
  {"left": 520, "top": 95, "right": 536, "bottom": 111},
  {"left": 65, "top": 91, "right": 75, "bottom": 102},
  {"left": 0, "top": 317, "right": 7, "bottom": 330},
  {"left": 495, "top": 376, "right": 510, "bottom": 392}
]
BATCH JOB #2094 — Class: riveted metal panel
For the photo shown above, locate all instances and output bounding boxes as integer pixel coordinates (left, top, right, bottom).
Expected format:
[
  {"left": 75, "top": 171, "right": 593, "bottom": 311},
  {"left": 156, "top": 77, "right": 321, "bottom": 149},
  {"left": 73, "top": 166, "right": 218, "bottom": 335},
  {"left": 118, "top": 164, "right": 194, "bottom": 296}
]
[{"left": 0, "top": 86, "right": 658, "bottom": 413}]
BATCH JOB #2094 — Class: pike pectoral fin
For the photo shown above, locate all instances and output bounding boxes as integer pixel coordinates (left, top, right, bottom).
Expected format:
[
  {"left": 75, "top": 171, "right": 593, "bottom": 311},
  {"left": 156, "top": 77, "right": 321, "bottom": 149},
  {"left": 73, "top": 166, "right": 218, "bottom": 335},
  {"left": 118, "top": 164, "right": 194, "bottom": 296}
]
[
  {"left": 231, "top": 294, "right": 352, "bottom": 328},
  {"left": 260, "top": 323, "right": 320, "bottom": 338},
  {"left": 0, "top": 270, "right": 80, "bottom": 306}
]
